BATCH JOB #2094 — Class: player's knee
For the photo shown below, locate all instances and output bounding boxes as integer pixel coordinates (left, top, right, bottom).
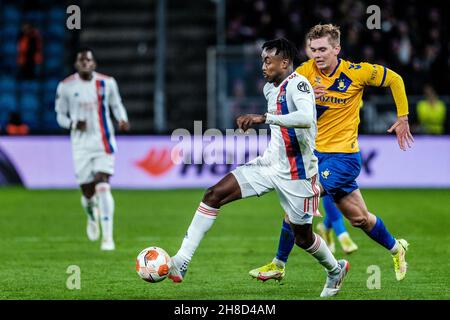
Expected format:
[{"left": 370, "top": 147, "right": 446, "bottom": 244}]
[
  {"left": 82, "top": 189, "right": 95, "bottom": 199},
  {"left": 202, "top": 186, "right": 223, "bottom": 208},
  {"left": 349, "top": 215, "right": 369, "bottom": 229},
  {"left": 94, "top": 173, "right": 109, "bottom": 184}
]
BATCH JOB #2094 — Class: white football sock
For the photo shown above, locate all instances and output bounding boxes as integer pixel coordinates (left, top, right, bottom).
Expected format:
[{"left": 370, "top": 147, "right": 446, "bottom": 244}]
[
  {"left": 272, "top": 258, "right": 286, "bottom": 269},
  {"left": 305, "top": 233, "right": 339, "bottom": 274},
  {"left": 390, "top": 240, "right": 400, "bottom": 255},
  {"left": 174, "top": 202, "right": 218, "bottom": 270},
  {"left": 81, "top": 195, "right": 96, "bottom": 221},
  {"left": 95, "top": 183, "right": 115, "bottom": 241}
]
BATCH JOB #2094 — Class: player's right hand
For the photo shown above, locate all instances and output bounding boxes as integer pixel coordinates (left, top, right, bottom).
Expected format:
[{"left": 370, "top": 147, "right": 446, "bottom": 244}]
[{"left": 76, "top": 120, "right": 87, "bottom": 131}]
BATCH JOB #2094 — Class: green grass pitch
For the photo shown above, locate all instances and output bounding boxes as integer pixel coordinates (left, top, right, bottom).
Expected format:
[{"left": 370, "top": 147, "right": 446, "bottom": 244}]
[{"left": 1, "top": 187, "right": 449, "bottom": 300}]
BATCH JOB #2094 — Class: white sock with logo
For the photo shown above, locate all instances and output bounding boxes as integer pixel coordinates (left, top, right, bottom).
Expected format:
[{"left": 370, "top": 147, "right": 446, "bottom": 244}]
[
  {"left": 95, "top": 182, "right": 115, "bottom": 242},
  {"left": 305, "top": 233, "right": 340, "bottom": 274},
  {"left": 173, "top": 202, "right": 218, "bottom": 270}
]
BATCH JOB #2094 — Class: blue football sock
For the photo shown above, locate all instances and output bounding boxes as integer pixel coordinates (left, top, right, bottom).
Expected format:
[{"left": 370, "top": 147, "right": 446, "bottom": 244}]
[
  {"left": 323, "top": 212, "right": 333, "bottom": 229},
  {"left": 323, "top": 194, "right": 346, "bottom": 236},
  {"left": 366, "top": 216, "right": 396, "bottom": 250},
  {"left": 275, "top": 219, "right": 295, "bottom": 263}
]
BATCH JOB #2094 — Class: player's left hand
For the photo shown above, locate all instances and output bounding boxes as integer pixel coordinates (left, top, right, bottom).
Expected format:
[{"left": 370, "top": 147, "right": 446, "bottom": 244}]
[
  {"left": 387, "top": 115, "right": 414, "bottom": 151},
  {"left": 236, "top": 114, "right": 266, "bottom": 132},
  {"left": 119, "top": 120, "right": 130, "bottom": 132}
]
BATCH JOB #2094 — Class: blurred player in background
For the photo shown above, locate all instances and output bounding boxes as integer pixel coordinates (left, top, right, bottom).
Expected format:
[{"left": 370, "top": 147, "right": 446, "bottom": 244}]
[
  {"left": 55, "top": 48, "right": 129, "bottom": 251},
  {"left": 250, "top": 24, "right": 413, "bottom": 282},
  {"left": 168, "top": 38, "right": 349, "bottom": 297}
]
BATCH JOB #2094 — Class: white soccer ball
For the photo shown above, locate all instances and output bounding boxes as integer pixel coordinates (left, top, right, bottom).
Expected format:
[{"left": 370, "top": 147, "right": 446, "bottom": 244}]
[{"left": 136, "top": 246, "right": 172, "bottom": 283}]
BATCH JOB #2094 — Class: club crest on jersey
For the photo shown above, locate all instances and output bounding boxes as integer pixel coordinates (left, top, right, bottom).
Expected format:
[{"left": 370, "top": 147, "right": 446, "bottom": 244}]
[
  {"left": 328, "top": 72, "right": 352, "bottom": 92},
  {"left": 315, "top": 76, "right": 322, "bottom": 84},
  {"left": 278, "top": 91, "right": 286, "bottom": 103},
  {"left": 321, "top": 169, "right": 331, "bottom": 179}
]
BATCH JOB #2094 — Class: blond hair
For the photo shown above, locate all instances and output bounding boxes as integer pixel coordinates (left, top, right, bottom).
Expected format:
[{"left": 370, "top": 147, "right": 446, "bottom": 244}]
[{"left": 307, "top": 24, "right": 341, "bottom": 47}]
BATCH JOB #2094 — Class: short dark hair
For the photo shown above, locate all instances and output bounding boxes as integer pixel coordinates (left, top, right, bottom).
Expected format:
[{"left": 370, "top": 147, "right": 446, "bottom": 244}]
[
  {"left": 76, "top": 47, "right": 95, "bottom": 59},
  {"left": 262, "top": 38, "right": 299, "bottom": 65}
]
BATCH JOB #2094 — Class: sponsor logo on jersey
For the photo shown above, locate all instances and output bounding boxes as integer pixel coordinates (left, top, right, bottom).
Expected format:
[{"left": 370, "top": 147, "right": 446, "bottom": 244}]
[{"left": 318, "top": 95, "right": 349, "bottom": 105}]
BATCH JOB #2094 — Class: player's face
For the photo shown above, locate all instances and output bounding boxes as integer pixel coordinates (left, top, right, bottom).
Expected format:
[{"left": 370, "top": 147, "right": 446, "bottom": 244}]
[
  {"left": 75, "top": 51, "right": 96, "bottom": 75},
  {"left": 309, "top": 37, "right": 340, "bottom": 71},
  {"left": 261, "top": 48, "right": 288, "bottom": 83}
]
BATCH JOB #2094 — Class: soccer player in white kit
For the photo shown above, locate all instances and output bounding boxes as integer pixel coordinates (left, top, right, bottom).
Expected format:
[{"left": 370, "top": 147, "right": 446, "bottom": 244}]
[
  {"left": 167, "top": 39, "right": 349, "bottom": 297},
  {"left": 55, "top": 48, "right": 129, "bottom": 251}
]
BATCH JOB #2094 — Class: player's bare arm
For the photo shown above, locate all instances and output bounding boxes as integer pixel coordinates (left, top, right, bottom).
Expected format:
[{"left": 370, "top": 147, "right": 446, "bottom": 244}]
[{"left": 118, "top": 120, "right": 130, "bottom": 131}]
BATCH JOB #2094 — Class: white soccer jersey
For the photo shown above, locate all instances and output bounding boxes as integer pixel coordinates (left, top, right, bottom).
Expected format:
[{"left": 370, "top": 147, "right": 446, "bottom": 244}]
[
  {"left": 261, "top": 72, "right": 318, "bottom": 180},
  {"left": 55, "top": 72, "right": 128, "bottom": 154}
]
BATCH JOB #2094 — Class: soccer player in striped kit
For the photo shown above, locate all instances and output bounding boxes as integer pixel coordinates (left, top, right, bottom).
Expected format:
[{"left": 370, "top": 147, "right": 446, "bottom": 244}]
[
  {"left": 55, "top": 48, "right": 129, "bottom": 251},
  {"left": 168, "top": 38, "right": 349, "bottom": 297}
]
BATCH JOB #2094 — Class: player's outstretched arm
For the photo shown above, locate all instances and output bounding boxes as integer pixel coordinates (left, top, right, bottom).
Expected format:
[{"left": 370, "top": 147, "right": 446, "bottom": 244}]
[
  {"left": 265, "top": 109, "right": 313, "bottom": 128},
  {"left": 360, "top": 63, "right": 414, "bottom": 151},
  {"left": 383, "top": 69, "right": 414, "bottom": 150}
]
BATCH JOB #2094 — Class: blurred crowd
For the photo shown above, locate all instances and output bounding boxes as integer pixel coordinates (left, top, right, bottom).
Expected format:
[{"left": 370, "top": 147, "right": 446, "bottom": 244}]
[
  {"left": 225, "top": 0, "right": 449, "bottom": 134},
  {"left": 0, "top": 0, "right": 68, "bottom": 134},
  {"left": 226, "top": 0, "right": 449, "bottom": 95}
]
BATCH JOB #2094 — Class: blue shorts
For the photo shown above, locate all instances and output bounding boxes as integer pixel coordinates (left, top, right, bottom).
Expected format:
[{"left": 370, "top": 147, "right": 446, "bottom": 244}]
[{"left": 314, "top": 151, "right": 362, "bottom": 202}]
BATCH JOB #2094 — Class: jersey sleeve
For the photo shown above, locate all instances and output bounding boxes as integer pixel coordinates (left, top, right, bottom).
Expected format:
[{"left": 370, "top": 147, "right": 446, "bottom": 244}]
[
  {"left": 358, "top": 62, "right": 409, "bottom": 116},
  {"left": 55, "top": 82, "right": 72, "bottom": 129},
  {"left": 108, "top": 78, "right": 128, "bottom": 122},
  {"left": 265, "top": 75, "right": 315, "bottom": 128},
  {"left": 357, "top": 62, "right": 388, "bottom": 87}
]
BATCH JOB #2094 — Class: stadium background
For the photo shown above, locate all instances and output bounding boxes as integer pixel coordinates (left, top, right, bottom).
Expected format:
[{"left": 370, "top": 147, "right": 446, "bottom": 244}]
[{"left": 0, "top": 0, "right": 449, "bottom": 300}]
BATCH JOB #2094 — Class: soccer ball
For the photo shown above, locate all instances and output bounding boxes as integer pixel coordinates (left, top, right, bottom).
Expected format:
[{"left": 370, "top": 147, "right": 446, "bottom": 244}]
[{"left": 136, "top": 246, "right": 172, "bottom": 283}]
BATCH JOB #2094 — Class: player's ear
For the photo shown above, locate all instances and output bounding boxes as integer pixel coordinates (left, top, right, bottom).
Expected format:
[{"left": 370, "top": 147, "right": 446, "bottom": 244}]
[{"left": 333, "top": 44, "right": 341, "bottom": 56}]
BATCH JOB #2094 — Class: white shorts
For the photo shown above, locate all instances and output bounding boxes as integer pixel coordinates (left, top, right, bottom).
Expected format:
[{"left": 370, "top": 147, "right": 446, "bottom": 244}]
[
  {"left": 231, "top": 159, "right": 321, "bottom": 225},
  {"left": 73, "top": 151, "right": 115, "bottom": 185}
]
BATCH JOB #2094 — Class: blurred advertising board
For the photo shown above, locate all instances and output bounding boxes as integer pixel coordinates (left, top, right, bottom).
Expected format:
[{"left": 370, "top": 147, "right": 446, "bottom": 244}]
[{"left": 0, "top": 135, "right": 449, "bottom": 188}]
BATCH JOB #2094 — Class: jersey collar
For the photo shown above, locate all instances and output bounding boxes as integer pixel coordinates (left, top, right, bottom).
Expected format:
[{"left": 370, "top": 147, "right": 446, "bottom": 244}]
[{"left": 321, "top": 58, "right": 341, "bottom": 78}]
